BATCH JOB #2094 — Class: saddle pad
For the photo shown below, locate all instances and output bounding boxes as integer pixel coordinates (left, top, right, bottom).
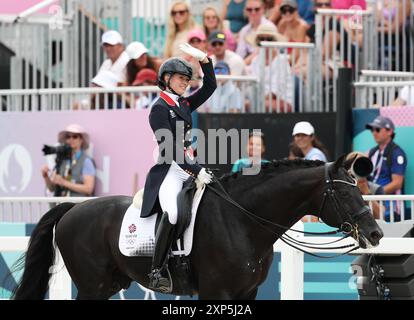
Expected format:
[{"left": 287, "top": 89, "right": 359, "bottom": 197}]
[{"left": 118, "top": 184, "right": 206, "bottom": 257}]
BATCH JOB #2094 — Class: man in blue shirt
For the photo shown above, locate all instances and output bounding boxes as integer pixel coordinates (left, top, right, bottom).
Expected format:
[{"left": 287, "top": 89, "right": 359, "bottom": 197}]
[{"left": 366, "top": 116, "right": 407, "bottom": 221}]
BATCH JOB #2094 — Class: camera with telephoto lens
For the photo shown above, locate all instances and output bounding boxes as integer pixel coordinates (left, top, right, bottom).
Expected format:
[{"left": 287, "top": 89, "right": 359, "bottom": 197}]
[
  {"left": 42, "top": 144, "right": 72, "bottom": 161},
  {"left": 350, "top": 156, "right": 374, "bottom": 179}
]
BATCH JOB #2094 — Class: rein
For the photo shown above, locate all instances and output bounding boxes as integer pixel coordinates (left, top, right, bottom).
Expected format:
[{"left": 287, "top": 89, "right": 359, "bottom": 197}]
[{"left": 206, "top": 163, "right": 367, "bottom": 258}]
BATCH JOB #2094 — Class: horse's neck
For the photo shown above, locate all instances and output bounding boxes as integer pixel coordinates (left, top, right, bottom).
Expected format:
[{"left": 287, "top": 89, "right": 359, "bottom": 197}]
[{"left": 230, "top": 167, "right": 323, "bottom": 244}]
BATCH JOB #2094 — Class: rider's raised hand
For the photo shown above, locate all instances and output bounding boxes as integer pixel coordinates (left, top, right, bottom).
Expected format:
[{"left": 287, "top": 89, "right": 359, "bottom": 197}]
[{"left": 179, "top": 43, "right": 207, "bottom": 62}]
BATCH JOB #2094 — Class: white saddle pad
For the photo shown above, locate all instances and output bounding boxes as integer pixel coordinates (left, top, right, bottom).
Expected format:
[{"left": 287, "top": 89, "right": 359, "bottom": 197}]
[{"left": 118, "top": 184, "right": 206, "bottom": 257}]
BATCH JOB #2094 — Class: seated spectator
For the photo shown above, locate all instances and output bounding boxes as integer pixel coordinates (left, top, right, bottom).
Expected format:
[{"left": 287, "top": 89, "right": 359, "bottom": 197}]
[
  {"left": 96, "top": 30, "right": 129, "bottom": 83},
  {"left": 392, "top": 85, "right": 414, "bottom": 106},
  {"left": 209, "top": 30, "right": 246, "bottom": 76},
  {"left": 247, "top": 23, "right": 294, "bottom": 113},
  {"left": 90, "top": 70, "right": 121, "bottom": 109},
  {"left": 221, "top": 0, "right": 248, "bottom": 34},
  {"left": 277, "top": 0, "right": 308, "bottom": 44},
  {"left": 269, "top": 0, "right": 315, "bottom": 25},
  {"left": 292, "top": 121, "right": 329, "bottom": 161},
  {"left": 232, "top": 131, "right": 270, "bottom": 173},
  {"left": 346, "top": 151, "right": 385, "bottom": 219},
  {"left": 125, "top": 41, "right": 162, "bottom": 86},
  {"left": 202, "top": 6, "right": 237, "bottom": 52},
  {"left": 164, "top": 1, "right": 197, "bottom": 58},
  {"left": 206, "top": 62, "right": 243, "bottom": 113},
  {"left": 236, "top": 0, "right": 276, "bottom": 64},
  {"left": 127, "top": 68, "right": 158, "bottom": 109},
  {"left": 184, "top": 28, "right": 208, "bottom": 87}
]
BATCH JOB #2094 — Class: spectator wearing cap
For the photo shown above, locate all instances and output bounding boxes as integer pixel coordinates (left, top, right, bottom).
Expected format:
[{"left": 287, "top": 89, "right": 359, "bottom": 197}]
[
  {"left": 366, "top": 116, "right": 407, "bottom": 195},
  {"left": 269, "top": 0, "right": 315, "bottom": 25},
  {"left": 206, "top": 61, "right": 243, "bottom": 113},
  {"left": 292, "top": 121, "right": 328, "bottom": 161},
  {"left": 209, "top": 30, "right": 246, "bottom": 76},
  {"left": 247, "top": 23, "right": 294, "bottom": 113},
  {"left": 366, "top": 116, "right": 408, "bottom": 221},
  {"left": 97, "top": 30, "right": 129, "bottom": 83},
  {"left": 164, "top": 1, "right": 197, "bottom": 58},
  {"left": 127, "top": 68, "right": 159, "bottom": 109},
  {"left": 41, "top": 124, "right": 96, "bottom": 197},
  {"left": 125, "top": 41, "right": 163, "bottom": 86},
  {"left": 236, "top": 0, "right": 276, "bottom": 63},
  {"left": 332, "top": 0, "right": 366, "bottom": 10},
  {"left": 90, "top": 70, "right": 121, "bottom": 109},
  {"left": 202, "top": 6, "right": 237, "bottom": 52},
  {"left": 277, "top": 0, "right": 308, "bottom": 51}
]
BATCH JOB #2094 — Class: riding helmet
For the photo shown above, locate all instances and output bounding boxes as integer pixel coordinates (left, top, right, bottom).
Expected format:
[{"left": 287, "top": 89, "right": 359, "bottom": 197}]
[{"left": 157, "top": 57, "right": 193, "bottom": 90}]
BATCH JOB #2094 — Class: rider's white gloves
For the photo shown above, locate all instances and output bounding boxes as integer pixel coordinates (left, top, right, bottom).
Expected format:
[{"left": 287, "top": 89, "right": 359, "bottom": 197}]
[
  {"left": 197, "top": 168, "right": 213, "bottom": 185},
  {"left": 179, "top": 43, "right": 207, "bottom": 62}
]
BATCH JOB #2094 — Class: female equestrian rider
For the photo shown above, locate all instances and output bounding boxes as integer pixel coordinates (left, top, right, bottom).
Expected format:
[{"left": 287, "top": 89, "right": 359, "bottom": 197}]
[{"left": 140, "top": 43, "right": 217, "bottom": 293}]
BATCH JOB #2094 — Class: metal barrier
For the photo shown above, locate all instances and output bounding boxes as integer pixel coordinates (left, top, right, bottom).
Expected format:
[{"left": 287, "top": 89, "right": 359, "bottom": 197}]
[
  {"left": 314, "top": 8, "right": 375, "bottom": 111},
  {"left": 257, "top": 41, "right": 315, "bottom": 113},
  {"left": 0, "top": 197, "right": 94, "bottom": 223},
  {"left": 354, "top": 80, "right": 414, "bottom": 108},
  {"left": 0, "top": 75, "right": 258, "bottom": 112}
]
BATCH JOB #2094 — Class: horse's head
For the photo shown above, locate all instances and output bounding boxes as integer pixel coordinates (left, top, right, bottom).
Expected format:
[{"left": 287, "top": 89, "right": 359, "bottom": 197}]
[{"left": 318, "top": 155, "right": 384, "bottom": 249}]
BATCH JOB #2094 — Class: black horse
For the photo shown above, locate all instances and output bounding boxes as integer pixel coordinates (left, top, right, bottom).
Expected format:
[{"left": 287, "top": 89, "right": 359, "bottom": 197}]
[{"left": 12, "top": 156, "right": 383, "bottom": 299}]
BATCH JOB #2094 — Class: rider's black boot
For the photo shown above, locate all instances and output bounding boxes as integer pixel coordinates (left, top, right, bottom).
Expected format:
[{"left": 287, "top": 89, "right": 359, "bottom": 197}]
[{"left": 148, "top": 212, "right": 175, "bottom": 293}]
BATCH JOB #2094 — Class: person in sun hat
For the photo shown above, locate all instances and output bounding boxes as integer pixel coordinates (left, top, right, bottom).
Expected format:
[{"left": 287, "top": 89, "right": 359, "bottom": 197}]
[{"left": 41, "top": 124, "right": 96, "bottom": 197}]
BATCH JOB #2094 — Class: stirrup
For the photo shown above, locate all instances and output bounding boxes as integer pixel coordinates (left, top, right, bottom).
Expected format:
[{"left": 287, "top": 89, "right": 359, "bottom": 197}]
[{"left": 148, "top": 268, "right": 172, "bottom": 293}]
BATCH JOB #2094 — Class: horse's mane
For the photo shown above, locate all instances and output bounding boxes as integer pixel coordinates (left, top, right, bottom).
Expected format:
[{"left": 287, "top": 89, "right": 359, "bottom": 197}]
[{"left": 219, "top": 158, "right": 325, "bottom": 184}]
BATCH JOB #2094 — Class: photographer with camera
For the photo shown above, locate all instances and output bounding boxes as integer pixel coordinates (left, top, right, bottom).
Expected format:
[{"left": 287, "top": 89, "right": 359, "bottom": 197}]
[
  {"left": 41, "top": 124, "right": 96, "bottom": 197},
  {"left": 346, "top": 151, "right": 385, "bottom": 219}
]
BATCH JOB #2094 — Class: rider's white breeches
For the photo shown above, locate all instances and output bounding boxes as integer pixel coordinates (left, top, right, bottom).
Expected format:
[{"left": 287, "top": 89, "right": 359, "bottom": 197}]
[{"left": 159, "top": 161, "right": 191, "bottom": 225}]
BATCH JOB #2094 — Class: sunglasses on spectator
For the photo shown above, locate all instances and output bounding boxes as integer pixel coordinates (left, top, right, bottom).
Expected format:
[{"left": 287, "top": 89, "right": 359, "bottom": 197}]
[
  {"left": 211, "top": 42, "right": 224, "bottom": 47},
  {"left": 315, "top": 2, "right": 331, "bottom": 7},
  {"left": 204, "top": 15, "right": 218, "bottom": 20},
  {"left": 257, "top": 36, "right": 275, "bottom": 42},
  {"left": 245, "top": 7, "right": 261, "bottom": 13},
  {"left": 370, "top": 128, "right": 385, "bottom": 133},
  {"left": 66, "top": 134, "right": 81, "bottom": 139},
  {"left": 281, "top": 6, "right": 296, "bottom": 14},
  {"left": 189, "top": 38, "right": 202, "bottom": 44},
  {"left": 171, "top": 9, "right": 188, "bottom": 16}
]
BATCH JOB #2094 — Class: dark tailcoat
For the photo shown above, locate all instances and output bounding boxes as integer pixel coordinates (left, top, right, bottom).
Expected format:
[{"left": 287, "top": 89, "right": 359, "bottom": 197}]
[{"left": 140, "top": 59, "right": 217, "bottom": 217}]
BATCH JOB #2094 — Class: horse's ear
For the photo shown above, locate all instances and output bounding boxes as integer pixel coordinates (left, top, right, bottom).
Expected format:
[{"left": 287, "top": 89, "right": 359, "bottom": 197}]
[
  {"left": 343, "top": 154, "right": 357, "bottom": 171},
  {"left": 332, "top": 154, "right": 347, "bottom": 173}
]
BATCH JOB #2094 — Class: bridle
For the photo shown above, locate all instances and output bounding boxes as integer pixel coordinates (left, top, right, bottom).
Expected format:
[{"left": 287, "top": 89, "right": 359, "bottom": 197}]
[
  {"left": 207, "top": 162, "right": 371, "bottom": 258},
  {"left": 317, "top": 162, "right": 372, "bottom": 242}
]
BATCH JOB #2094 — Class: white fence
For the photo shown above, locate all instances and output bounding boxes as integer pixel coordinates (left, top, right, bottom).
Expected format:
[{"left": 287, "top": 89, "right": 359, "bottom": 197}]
[
  {"left": 2, "top": 223, "right": 414, "bottom": 300},
  {"left": 275, "top": 221, "right": 414, "bottom": 300},
  {"left": 0, "top": 75, "right": 259, "bottom": 112},
  {"left": 354, "top": 80, "right": 414, "bottom": 108}
]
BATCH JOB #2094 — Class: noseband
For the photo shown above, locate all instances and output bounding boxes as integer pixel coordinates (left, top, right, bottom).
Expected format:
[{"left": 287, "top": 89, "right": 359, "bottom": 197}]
[{"left": 318, "top": 163, "right": 371, "bottom": 243}]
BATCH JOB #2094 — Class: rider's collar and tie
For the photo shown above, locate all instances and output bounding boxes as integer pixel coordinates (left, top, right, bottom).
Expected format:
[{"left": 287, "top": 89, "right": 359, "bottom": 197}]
[{"left": 161, "top": 91, "right": 181, "bottom": 107}]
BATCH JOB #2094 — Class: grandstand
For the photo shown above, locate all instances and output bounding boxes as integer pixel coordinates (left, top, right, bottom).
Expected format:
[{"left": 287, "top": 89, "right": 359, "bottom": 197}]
[{"left": 1, "top": 0, "right": 414, "bottom": 300}]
